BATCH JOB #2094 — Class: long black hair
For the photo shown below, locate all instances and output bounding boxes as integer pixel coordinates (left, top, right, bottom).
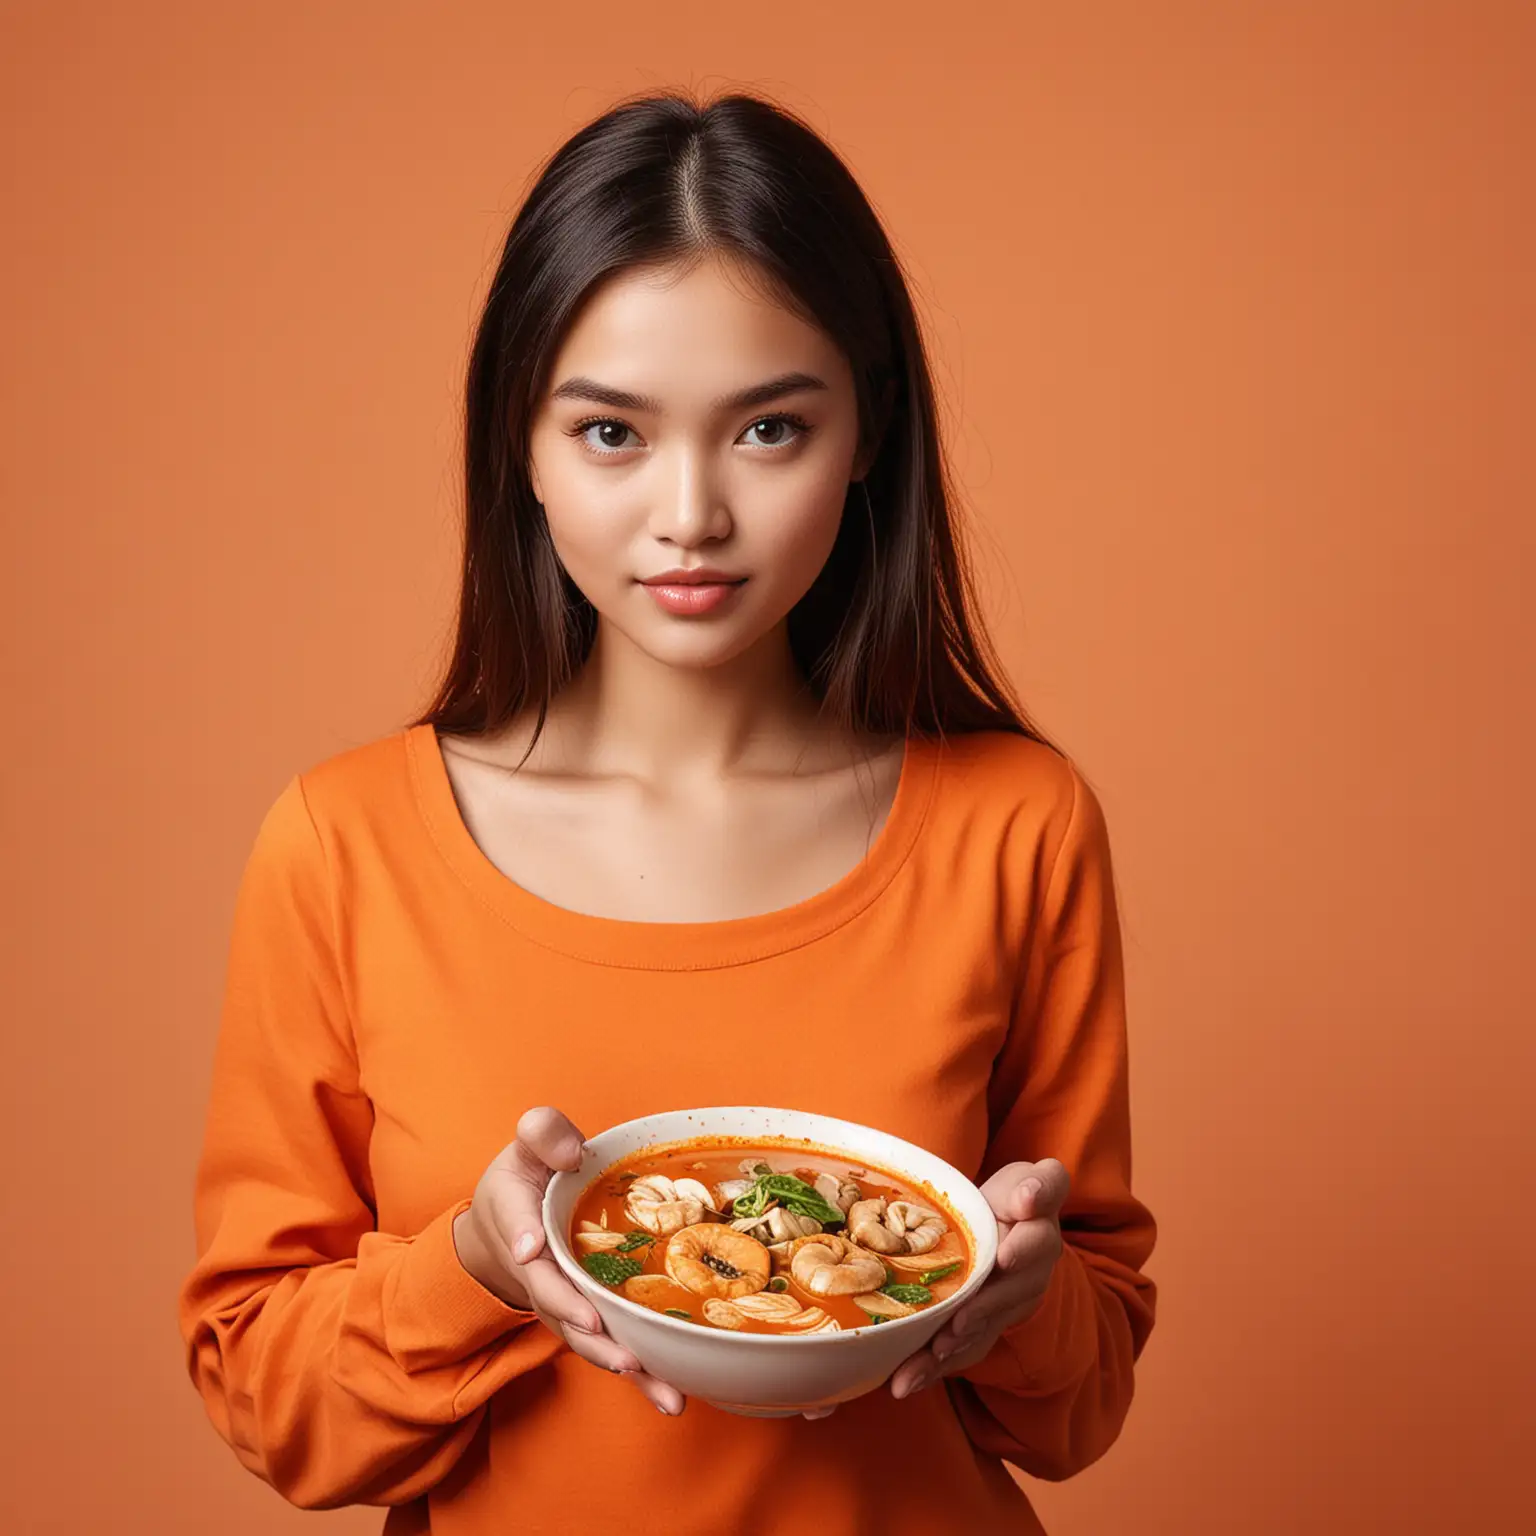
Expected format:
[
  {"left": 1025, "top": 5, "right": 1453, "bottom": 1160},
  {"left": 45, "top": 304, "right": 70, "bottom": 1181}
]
[{"left": 413, "top": 88, "right": 1058, "bottom": 755}]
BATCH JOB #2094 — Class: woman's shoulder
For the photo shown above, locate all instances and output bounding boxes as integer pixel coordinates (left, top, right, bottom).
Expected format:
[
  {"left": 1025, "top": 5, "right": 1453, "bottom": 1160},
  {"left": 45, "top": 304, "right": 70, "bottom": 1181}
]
[
  {"left": 932, "top": 727, "right": 1085, "bottom": 816},
  {"left": 257, "top": 722, "right": 426, "bottom": 851},
  {"left": 926, "top": 727, "right": 1111, "bottom": 872}
]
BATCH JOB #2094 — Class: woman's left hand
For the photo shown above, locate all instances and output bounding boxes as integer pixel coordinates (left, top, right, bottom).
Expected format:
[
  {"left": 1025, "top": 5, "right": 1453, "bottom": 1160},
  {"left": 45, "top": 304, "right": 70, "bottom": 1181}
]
[{"left": 886, "top": 1157, "right": 1070, "bottom": 1401}]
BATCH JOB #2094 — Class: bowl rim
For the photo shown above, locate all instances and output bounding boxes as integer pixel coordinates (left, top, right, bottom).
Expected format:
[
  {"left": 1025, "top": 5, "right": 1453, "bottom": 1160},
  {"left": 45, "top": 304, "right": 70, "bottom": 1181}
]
[{"left": 541, "top": 1106, "right": 998, "bottom": 1346}]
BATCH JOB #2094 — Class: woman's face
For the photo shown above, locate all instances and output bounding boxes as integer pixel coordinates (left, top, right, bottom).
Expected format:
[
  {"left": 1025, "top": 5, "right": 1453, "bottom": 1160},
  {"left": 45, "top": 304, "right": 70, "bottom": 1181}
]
[{"left": 525, "top": 254, "right": 868, "bottom": 672}]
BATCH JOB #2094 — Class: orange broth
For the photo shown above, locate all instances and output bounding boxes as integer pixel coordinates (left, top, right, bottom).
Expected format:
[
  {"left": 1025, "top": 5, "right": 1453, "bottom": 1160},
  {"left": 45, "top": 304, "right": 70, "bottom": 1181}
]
[{"left": 568, "top": 1138, "right": 972, "bottom": 1335}]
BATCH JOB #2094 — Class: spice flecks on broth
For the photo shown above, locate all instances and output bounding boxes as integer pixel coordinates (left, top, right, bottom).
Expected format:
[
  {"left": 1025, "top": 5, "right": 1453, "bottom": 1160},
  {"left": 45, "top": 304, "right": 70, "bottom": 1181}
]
[{"left": 570, "top": 1139, "right": 971, "bottom": 1334}]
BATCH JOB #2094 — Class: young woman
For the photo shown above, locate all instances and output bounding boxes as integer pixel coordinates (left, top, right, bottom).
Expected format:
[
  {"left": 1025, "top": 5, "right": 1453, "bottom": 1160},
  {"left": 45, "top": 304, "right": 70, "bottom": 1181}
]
[{"left": 178, "top": 90, "right": 1158, "bottom": 1534}]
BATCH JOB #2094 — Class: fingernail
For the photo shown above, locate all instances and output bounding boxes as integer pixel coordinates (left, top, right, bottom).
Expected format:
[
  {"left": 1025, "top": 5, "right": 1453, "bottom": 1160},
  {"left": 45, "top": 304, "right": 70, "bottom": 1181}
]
[
  {"left": 896, "top": 1369, "right": 931, "bottom": 1398},
  {"left": 1020, "top": 1177, "right": 1043, "bottom": 1209},
  {"left": 513, "top": 1232, "right": 537, "bottom": 1263}
]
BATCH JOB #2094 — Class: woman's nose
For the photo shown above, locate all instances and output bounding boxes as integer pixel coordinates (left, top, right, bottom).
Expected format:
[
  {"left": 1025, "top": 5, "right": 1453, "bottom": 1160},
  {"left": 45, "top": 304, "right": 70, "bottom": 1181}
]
[{"left": 646, "top": 464, "right": 733, "bottom": 545}]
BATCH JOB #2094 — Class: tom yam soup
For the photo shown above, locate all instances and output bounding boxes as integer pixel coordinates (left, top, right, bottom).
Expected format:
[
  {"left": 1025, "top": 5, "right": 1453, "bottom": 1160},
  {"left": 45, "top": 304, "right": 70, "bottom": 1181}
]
[{"left": 569, "top": 1138, "right": 973, "bottom": 1334}]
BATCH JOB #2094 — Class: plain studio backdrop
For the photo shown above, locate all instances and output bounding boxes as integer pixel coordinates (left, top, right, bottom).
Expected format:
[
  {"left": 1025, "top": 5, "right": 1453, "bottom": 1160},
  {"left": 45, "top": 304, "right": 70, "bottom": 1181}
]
[{"left": 2, "top": 3, "right": 1530, "bottom": 1532}]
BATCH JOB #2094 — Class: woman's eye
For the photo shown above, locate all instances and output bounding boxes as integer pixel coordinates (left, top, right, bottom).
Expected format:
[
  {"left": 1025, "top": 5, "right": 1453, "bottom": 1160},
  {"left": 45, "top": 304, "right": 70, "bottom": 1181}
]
[
  {"left": 576, "top": 419, "right": 638, "bottom": 453},
  {"left": 743, "top": 414, "right": 810, "bottom": 448},
  {"left": 567, "top": 412, "right": 812, "bottom": 457}
]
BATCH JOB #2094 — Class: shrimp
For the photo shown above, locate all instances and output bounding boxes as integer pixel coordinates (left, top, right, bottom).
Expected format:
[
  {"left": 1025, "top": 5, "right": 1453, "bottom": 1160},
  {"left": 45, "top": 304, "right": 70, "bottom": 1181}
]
[
  {"left": 886, "top": 1200, "right": 949, "bottom": 1254},
  {"left": 786, "top": 1232, "right": 887, "bottom": 1297},
  {"left": 847, "top": 1198, "right": 905, "bottom": 1254},
  {"left": 814, "top": 1172, "right": 863, "bottom": 1214},
  {"left": 848, "top": 1196, "right": 948, "bottom": 1256},
  {"left": 625, "top": 1174, "right": 711, "bottom": 1235},
  {"left": 665, "top": 1223, "right": 772, "bottom": 1299}
]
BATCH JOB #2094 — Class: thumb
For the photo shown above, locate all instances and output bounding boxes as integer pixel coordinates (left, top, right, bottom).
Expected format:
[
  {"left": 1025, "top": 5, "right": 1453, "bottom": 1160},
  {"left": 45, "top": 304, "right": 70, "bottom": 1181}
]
[{"left": 984, "top": 1158, "right": 1071, "bottom": 1224}]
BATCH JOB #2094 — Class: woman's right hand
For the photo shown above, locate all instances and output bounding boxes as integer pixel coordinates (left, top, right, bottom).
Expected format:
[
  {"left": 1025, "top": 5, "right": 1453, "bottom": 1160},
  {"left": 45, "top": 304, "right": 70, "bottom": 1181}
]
[{"left": 452, "top": 1106, "right": 686, "bottom": 1416}]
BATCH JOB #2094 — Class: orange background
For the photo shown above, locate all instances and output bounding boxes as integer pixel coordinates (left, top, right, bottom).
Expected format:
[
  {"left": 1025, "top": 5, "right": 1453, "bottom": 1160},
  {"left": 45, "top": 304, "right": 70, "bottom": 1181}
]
[{"left": 3, "top": 3, "right": 1530, "bottom": 1532}]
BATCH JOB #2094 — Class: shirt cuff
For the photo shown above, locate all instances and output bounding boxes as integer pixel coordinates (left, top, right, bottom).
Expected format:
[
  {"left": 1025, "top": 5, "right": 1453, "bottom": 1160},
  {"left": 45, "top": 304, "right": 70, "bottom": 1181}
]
[
  {"left": 956, "top": 1239, "right": 1080, "bottom": 1393},
  {"left": 387, "top": 1198, "right": 541, "bottom": 1370}
]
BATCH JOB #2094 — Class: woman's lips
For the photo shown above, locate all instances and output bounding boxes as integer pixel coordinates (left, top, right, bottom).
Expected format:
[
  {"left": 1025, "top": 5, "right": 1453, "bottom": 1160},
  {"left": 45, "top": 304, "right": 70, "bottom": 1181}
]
[{"left": 642, "top": 579, "right": 747, "bottom": 616}]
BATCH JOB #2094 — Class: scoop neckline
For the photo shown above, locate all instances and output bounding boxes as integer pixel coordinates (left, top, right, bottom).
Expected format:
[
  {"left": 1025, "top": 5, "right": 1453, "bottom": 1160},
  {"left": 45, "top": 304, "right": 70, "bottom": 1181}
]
[{"left": 405, "top": 719, "right": 941, "bottom": 971}]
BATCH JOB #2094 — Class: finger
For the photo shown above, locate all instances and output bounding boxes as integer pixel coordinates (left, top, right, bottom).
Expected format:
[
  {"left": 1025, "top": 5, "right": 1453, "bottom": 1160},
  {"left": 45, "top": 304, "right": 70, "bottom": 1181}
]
[
  {"left": 618, "top": 1367, "right": 686, "bottom": 1416},
  {"left": 979, "top": 1157, "right": 1070, "bottom": 1225},
  {"left": 934, "top": 1262, "right": 1042, "bottom": 1349},
  {"left": 801, "top": 1404, "right": 838, "bottom": 1420},
  {"left": 1016, "top": 1158, "right": 1071, "bottom": 1223},
  {"left": 519, "top": 1255, "right": 603, "bottom": 1334},
  {"left": 486, "top": 1162, "right": 554, "bottom": 1266},
  {"left": 543, "top": 1313, "right": 686, "bottom": 1415},
  {"left": 933, "top": 1335, "right": 995, "bottom": 1377},
  {"left": 889, "top": 1347, "right": 939, "bottom": 1400},
  {"left": 937, "top": 1279, "right": 1050, "bottom": 1358},
  {"left": 515, "top": 1106, "right": 587, "bottom": 1172},
  {"left": 995, "top": 1213, "right": 1063, "bottom": 1275},
  {"left": 551, "top": 1313, "right": 641, "bottom": 1375}
]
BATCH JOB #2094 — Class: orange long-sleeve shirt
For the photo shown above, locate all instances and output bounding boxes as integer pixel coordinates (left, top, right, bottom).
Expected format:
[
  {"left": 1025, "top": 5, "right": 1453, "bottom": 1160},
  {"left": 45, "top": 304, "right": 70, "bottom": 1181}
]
[{"left": 178, "top": 722, "right": 1157, "bottom": 1534}]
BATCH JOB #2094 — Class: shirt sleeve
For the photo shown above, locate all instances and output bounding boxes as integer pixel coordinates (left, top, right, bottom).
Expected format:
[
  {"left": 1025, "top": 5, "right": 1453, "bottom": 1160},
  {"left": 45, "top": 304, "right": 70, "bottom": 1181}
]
[
  {"left": 176, "top": 773, "right": 563, "bottom": 1510},
  {"left": 949, "top": 761, "right": 1159, "bottom": 1481}
]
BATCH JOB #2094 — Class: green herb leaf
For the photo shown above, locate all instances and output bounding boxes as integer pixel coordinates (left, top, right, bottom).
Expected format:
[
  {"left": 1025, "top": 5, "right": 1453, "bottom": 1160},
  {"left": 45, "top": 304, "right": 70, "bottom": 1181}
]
[
  {"left": 616, "top": 1172, "right": 639, "bottom": 1182},
  {"left": 918, "top": 1261, "right": 961, "bottom": 1285},
  {"left": 731, "top": 1173, "right": 844, "bottom": 1227},
  {"left": 858, "top": 1309, "right": 890, "bottom": 1325},
  {"left": 663, "top": 1307, "right": 691, "bottom": 1320},
  {"left": 581, "top": 1252, "right": 643, "bottom": 1286},
  {"left": 752, "top": 1162, "right": 773, "bottom": 1175},
  {"left": 880, "top": 1283, "right": 932, "bottom": 1306},
  {"left": 614, "top": 1230, "right": 655, "bottom": 1252},
  {"left": 767, "top": 1276, "right": 789, "bottom": 1293}
]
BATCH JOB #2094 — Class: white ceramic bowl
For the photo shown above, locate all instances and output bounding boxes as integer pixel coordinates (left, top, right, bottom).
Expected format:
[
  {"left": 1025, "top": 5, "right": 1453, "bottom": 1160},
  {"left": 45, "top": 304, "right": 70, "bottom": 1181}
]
[{"left": 542, "top": 1105, "right": 998, "bottom": 1416}]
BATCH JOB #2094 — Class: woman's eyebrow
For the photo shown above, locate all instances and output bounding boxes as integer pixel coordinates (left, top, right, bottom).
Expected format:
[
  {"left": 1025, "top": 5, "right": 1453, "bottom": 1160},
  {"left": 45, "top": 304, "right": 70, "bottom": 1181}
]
[{"left": 548, "top": 370, "right": 830, "bottom": 414}]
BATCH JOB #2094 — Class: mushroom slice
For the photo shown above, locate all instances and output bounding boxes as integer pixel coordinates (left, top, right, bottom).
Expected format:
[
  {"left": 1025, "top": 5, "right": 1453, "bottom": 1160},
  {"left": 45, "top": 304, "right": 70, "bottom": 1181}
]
[
  {"left": 729, "top": 1292, "right": 807, "bottom": 1322},
  {"left": 575, "top": 1230, "right": 629, "bottom": 1252},
  {"left": 702, "top": 1298, "right": 747, "bottom": 1330},
  {"left": 882, "top": 1235, "right": 966, "bottom": 1275},
  {"left": 855, "top": 1291, "right": 916, "bottom": 1319},
  {"left": 783, "top": 1306, "right": 841, "bottom": 1333},
  {"left": 622, "top": 1274, "right": 677, "bottom": 1305}
]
